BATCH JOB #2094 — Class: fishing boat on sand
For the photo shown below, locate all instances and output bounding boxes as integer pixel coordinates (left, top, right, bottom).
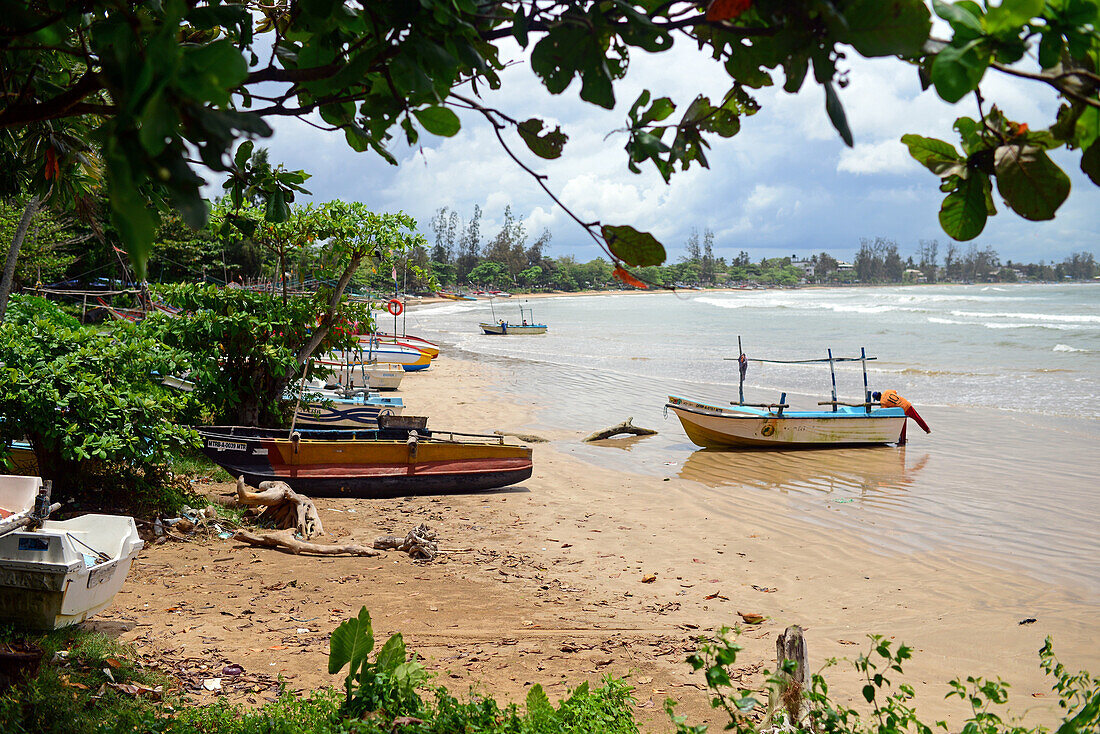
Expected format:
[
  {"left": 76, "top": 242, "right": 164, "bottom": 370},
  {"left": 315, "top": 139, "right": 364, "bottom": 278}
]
[
  {"left": 364, "top": 332, "right": 441, "bottom": 359},
  {"left": 666, "top": 342, "right": 930, "bottom": 449},
  {"left": 0, "top": 475, "right": 143, "bottom": 629},
  {"left": 196, "top": 419, "right": 533, "bottom": 497},
  {"left": 293, "top": 384, "right": 404, "bottom": 429},
  {"left": 479, "top": 304, "right": 547, "bottom": 335}
]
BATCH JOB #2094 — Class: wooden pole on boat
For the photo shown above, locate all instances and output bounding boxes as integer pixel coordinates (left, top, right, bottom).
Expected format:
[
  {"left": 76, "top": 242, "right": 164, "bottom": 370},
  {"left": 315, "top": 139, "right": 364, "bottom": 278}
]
[
  {"left": 861, "top": 347, "right": 870, "bottom": 413},
  {"left": 738, "top": 336, "right": 745, "bottom": 405},
  {"left": 828, "top": 348, "right": 837, "bottom": 412},
  {"left": 287, "top": 366, "right": 309, "bottom": 438}
]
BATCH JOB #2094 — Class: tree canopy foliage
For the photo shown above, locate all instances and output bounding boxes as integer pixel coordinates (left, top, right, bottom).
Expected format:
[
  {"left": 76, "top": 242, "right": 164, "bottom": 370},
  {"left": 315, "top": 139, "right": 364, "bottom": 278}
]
[
  {"left": 0, "top": 296, "right": 195, "bottom": 495},
  {"left": 2, "top": 1, "right": 1098, "bottom": 281},
  {"left": 144, "top": 284, "right": 368, "bottom": 426}
]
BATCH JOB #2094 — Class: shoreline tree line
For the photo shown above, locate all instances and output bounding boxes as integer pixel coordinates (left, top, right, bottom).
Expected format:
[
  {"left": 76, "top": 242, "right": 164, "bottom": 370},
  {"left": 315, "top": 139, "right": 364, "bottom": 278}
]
[{"left": 3, "top": 199, "right": 1097, "bottom": 299}]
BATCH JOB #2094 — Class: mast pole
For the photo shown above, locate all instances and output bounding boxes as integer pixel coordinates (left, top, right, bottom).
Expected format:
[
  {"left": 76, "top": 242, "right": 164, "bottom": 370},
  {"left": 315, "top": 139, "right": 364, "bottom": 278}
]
[
  {"left": 861, "top": 346, "right": 870, "bottom": 413},
  {"left": 738, "top": 335, "right": 745, "bottom": 405},
  {"left": 828, "top": 348, "right": 837, "bottom": 413}
]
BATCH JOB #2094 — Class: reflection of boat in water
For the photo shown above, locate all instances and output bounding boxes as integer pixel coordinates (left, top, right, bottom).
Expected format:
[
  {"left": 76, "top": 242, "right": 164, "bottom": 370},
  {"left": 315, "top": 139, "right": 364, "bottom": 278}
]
[{"left": 679, "top": 445, "right": 930, "bottom": 501}]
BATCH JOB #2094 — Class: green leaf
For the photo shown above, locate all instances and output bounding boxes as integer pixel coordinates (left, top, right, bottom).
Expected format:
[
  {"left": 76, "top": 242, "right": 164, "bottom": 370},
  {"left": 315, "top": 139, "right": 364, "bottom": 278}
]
[
  {"left": 901, "top": 134, "right": 967, "bottom": 176},
  {"left": 328, "top": 606, "right": 374, "bottom": 676},
  {"left": 824, "top": 82, "right": 853, "bottom": 147},
  {"left": 373, "top": 633, "right": 406, "bottom": 675},
  {"left": 601, "top": 225, "right": 666, "bottom": 267},
  {"left": 931, "top": 39, "right": 990, "bottom": 103},
  {"left": 1081, "top": 141, "right": 1100, "bottom": 186},
  {"left": 984, "top": 0, "right": 1043, "bottom": 35},
  {"left": 939, "top": 172, "right": 990, "bottom": 240},
  {"left": 234, "top": 140, "right": 254, "bottom": 170},
  {"left": 994, "top": 144, "right": 1071, "bottom": 220},
  {"left": 863, "top": 684, "right": 876, "bottom": 702},
  {"left": 412, "top": 106, "right": 461, "bottom": 137},
  {"left": 517, "top": 118, "right": 568, "bottom": 159},
  {"left": 835, "top": 0, "right": 932, "bottom": 57},
  {"left": 932, "top": 0, "right": 984, "bottom": 34},
  {"left": 526, "top": 683, "right": 554, "bottom": 719}
]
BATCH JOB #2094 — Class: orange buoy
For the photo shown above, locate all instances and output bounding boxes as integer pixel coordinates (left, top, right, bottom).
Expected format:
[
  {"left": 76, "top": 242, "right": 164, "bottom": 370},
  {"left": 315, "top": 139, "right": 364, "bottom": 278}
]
[
  {"left": 386, "top": 298, "right": 403, "bottom": 316},
  {"left": 876, "top": 390, "right": 931, "bottom": 434}
]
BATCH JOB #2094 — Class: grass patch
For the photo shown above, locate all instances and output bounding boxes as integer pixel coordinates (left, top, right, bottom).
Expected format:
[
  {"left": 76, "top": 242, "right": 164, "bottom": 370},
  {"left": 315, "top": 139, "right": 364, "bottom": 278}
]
[
  {"left": 0, "top": 626, "right": 171, "bottom": 734},
  {"left": 168, "top": 448, "right": 234, "bottom": 484}
]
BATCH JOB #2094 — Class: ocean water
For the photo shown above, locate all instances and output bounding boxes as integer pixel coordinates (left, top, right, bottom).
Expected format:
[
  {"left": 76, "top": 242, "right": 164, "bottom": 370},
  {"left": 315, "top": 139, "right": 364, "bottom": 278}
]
[{"left": 406, "top": 284, "right": 1100, "bottom": 596}]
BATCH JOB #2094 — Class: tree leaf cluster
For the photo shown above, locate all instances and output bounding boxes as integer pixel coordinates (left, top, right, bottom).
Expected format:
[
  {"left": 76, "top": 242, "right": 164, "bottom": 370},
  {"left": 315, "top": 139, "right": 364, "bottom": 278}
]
[
  {"left": 0, "top": 295, "right": 196, "bottom": 495},
  {"left": 2, "top": 0, "right": 1097, "bottom": 274}
]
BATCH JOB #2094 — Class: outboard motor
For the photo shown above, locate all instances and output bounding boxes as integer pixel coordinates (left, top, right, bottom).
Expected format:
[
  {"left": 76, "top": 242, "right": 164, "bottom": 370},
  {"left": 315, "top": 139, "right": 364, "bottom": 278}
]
[{"left": 872, "top": 390, "right": 931, "bottom": 434}]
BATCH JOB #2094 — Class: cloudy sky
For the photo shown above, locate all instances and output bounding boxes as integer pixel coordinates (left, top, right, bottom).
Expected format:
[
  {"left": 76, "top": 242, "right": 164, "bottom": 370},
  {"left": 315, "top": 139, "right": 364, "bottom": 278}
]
[{"left": 255, "top": 37, "right": 1099, "bottom": 267}]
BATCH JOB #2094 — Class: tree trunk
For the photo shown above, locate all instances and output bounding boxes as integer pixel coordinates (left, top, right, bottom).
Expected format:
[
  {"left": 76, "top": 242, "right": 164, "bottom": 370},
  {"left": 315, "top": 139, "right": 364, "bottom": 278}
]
[{"left": 0, "top": 195, "right": 40, "bottom": 321}]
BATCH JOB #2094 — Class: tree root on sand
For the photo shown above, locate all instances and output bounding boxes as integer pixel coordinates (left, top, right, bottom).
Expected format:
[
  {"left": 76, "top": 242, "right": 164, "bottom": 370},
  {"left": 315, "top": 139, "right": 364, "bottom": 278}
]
[
  {"left": 374, "top": 523, "right": 438, "bottom": 560},
  {"left": 232, "top": 527, "right": 379, "bottom": 556},
  {"left": 235, "top": 476, "right": 324, "bottom": 538}
]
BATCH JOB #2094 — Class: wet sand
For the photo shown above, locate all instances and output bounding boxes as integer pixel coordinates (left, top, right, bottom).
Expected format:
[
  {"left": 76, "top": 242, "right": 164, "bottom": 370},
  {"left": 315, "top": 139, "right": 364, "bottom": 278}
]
[{"left": 100, "top": 354, "right": 1098, "bottom": 730}]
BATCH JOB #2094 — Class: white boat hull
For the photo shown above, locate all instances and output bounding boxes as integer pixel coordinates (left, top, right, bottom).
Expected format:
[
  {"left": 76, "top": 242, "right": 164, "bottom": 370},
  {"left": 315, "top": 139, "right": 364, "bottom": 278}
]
[
  {"left": 0, "top": 513, "right": 143, "bottom": 629},
  {"left": 479, "top": 322, "right": 548, "bottom": 335},
  {"left": 666, "top": 396, "right": 906, "bottom": 448}
]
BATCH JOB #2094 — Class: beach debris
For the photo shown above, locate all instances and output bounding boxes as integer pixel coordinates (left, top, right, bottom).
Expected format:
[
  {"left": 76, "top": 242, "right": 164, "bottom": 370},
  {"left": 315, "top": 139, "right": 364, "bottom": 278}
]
[
  {"left": 374, "top": 524, "right": 438, "bottom": 560},
  {"left": 738, "top": 611, "right": 766, "bottom": 624},
  {"left": 234, "top": 476, "right": 324, "bottom": 538},
  {"left": 752, "top": 585, "right": 778, "bottom": 593},
  {"left": 493, "top": 430, "right": 550, "bottom": 443},
  {"left": 762, "top": 625, "right": 810, "bottom": 732},
  {"left": 704, "top": 591, "right": 728, "bottom": 601},
  {"left": 202, "top": 678, "right": 222, "bottom": 691},
  {"left": 231, "top": 527, "right": 380, "bottom": 556},
  {"left": 1018, "top": 617, "right": 1037, "bottom": 625},
  {"left": 583, "top": 417, "right": 659, "bottom": 442},
  {"left": 641, "top": 573, "right": 657, "bottom": 583}
]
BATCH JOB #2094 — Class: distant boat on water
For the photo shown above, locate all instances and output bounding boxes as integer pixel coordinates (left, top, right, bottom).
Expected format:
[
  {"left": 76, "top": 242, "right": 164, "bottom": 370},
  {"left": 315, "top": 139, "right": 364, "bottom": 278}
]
[{"left": 480, "top": 303, "right": 548, "bottom": 335}]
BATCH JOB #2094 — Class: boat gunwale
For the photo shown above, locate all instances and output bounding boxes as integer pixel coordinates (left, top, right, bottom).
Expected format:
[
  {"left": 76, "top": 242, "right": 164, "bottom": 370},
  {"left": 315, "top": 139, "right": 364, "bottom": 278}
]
[{"left": 666, "top": 397, "right": 906, "bottom": 421}]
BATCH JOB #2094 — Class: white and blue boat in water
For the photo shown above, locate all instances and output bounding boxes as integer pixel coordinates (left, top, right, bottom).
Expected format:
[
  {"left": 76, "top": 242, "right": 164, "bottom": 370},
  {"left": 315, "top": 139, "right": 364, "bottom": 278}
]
[
  {"left": 480, "top": 303, "right": 548, "bottom": 335},
  {"left": 666, "top": 342, "right": 930, "bottom": 448}
]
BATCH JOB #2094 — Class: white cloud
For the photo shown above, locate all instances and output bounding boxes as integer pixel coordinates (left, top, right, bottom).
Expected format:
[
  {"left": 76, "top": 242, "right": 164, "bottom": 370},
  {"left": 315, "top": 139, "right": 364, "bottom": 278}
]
[
  {"left": 838, "top": 139, "right": 914, "bottom": 175},
  {"left": 241, "top": 33, "right": 1100, "bottom": 266}
]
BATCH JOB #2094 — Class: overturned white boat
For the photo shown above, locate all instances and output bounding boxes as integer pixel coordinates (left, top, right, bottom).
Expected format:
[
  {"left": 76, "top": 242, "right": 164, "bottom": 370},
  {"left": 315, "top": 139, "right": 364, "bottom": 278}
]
[{"left": 0, "top": 476, "right": 143, "bottom": 630}]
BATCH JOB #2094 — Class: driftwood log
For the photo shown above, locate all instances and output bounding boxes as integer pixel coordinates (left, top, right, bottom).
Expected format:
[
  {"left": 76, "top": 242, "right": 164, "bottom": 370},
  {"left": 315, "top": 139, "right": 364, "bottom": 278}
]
[
  {"left": 374, "top": 524, "right": 438, "bottom": 560},
  {"left": 493, "top": 430, "right": 549, "bottom": 443},
  {"left": 583, "top": 417, "right": 658, "bottom": 442},
  {"left": 232, "top": 528, "right": 379, "bottom": 556},
  {"left": 234, "top": 476, "right": 324, "bottom": 538},
  {"left": 762, "top": 625, "right": 809, "bottom": 732}
]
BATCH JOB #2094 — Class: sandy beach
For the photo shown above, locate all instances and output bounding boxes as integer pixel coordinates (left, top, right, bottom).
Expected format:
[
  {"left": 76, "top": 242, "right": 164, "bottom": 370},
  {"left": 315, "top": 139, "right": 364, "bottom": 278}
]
[{"left": 95, "top": 352, "right": 1098, "bottom": 731}]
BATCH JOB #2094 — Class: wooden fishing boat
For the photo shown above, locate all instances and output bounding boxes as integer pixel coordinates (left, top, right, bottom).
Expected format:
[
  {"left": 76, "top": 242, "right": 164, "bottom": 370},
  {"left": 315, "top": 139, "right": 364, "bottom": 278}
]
[
  {"left": 357, "top": 333, "right": 439, "bottom": 359},
  {"left": 294, "top": 388, "right": 404, "bottom": 429},
  {"left": 330, "top": 342, "right": 431, "bottom": 371},
  {"left": 666, "top": 395, "right": 907, "bottom": 447},
  {"left": 196, "top": 423, "right": 534, "bottom": 497},
  {"left": 480, "top": 304, "right": 548, "bottom": 335},
  {"left": 313, "top": 360, "right": 404, "bottom": 391},
  {"left": 0, "top": 476, "right": 143, "bottom": 629},
  {"left": 665, "top": 343, "right": 930, "bottom": 449}
]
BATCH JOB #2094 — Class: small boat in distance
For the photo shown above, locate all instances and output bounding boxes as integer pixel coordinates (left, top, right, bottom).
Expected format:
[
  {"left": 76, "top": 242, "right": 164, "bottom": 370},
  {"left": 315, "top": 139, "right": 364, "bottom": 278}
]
[
  {"left": 480, "top": 303, "right": 548, "bottom": 335},
  {"left": 196, "top": 420, "right": 533, "bottom": 497},
  {"left": 666, "top": 342, "right": 930, "bottom": 449}
]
